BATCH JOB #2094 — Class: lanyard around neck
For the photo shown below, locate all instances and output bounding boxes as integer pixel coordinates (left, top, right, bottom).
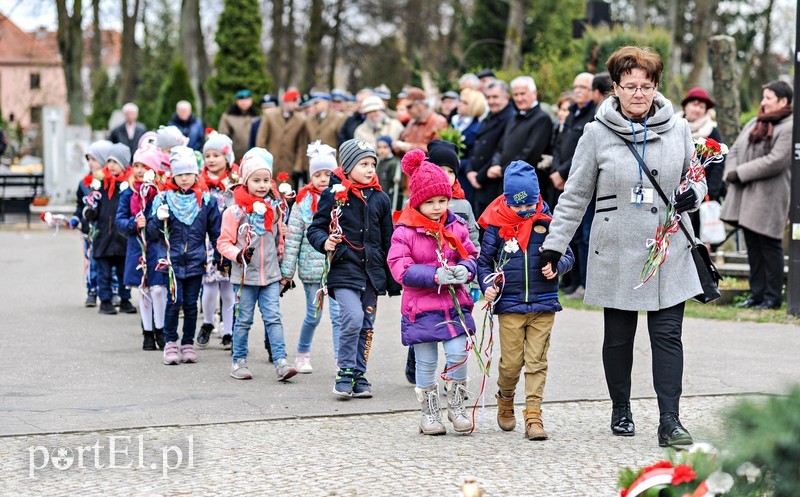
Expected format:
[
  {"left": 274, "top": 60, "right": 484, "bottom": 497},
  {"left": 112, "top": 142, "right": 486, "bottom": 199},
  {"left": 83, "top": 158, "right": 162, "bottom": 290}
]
[{"left": 628, "top": 116, "right": 648, "bottom": 183}]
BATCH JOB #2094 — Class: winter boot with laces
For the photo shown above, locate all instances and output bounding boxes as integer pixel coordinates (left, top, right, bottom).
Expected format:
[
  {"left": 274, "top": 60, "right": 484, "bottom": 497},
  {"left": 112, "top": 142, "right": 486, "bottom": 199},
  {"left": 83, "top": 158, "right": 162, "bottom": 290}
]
[
  {"left": 416, "top": 385, "right": 446, "bottom": 435},
  {"left": 447, "top": 380, "right": 473, "bottom": 433}
]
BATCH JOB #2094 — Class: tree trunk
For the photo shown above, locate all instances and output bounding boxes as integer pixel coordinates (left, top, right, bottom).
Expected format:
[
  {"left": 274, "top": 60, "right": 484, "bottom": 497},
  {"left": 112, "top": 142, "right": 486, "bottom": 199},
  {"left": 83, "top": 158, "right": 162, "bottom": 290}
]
[
  {"left": 119, "top": 0, "right": 141, "bottom": 103},
  {"left": 56, "top": 0, "right": 85, "bottom": 124},
  {"left": 502, "top": 0, "right": 528, "bottom": 71},
  {"left": 180, "top": 0, "right": 211, "bottom": 117},
  {"left": 708, "top": 35, "right": 741, "bottom": 141},
  {"left": 269, "top": 0, "right": 285, "bottom": 91},
  {"left": 328, "top": 0, "right": 345, "bottom": 91},
  {"left": 302, "top": 0, "right": 324, "bottom": 90},
  {"left": 285, "top": 0, "right": 296, "bottom": 87},
  {"left": 756, "top": 0, "right": 775, "bottom": 86},
  {"left": 90, "top": 0, "right": 101, "bottom": 74},
  {"left": 403, "top": 0, "right": 424, "bottom": 82},
  {"left": 634, "top": 0, "right": 647, "bottom": 30},
  {"left": 685, "top": 0, "right": 718, "bottom": 88}
]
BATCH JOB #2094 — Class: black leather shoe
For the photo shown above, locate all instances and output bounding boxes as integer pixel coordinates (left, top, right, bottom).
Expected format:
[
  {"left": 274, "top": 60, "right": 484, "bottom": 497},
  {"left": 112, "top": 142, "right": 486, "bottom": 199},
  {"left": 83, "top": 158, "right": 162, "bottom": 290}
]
[
  {"left": 737, "top": 297, "right": 762, "bottom": 308},
  {"left": 119, "top": 299, "right": 137, "bottom": 314},
  {"left": 658, "top": 412, "right": 693, "bottom": 447},
  {"left": 611, "top": 402, "right": 635, "bottom": 436},
  {"left": 99, "top": 301, "right": 118, "bottom": 315},
  {"left": 754, "top": 299, "right": 781, "bottom": 310},
  {"left": 142, "top": 331, "right": 157, "bottom": 351}
]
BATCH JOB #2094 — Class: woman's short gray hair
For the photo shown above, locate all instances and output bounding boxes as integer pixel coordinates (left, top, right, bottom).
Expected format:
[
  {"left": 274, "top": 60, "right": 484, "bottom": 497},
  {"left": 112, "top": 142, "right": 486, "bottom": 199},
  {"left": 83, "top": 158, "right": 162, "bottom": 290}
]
[
  {"left": 510, "top": 76, "right": 537, "bottom": 92},
  {"left": 459, "top": 73, "right": 481, "bottom": 89}
]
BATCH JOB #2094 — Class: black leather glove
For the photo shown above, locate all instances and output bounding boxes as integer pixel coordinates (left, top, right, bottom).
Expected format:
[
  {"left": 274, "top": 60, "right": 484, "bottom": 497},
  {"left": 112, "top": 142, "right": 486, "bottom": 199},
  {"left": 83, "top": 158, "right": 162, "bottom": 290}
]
[
  {"left": 725, "top": 169, "right": 740, "bottom": 184},
  {"left": 674, "top": 189, "right": 697, "bottom": 214},
  {"left": 237, "top": 246, "right": 255, "bottom": 264},
  {"left": 83, "top": 208, "right": 97, "bottom": 222},
  {"left": 538, "top": 250, "right": 562, "bottom": 272},
  {"left": 280, "top": 279, "right": 296, "bottom": 297}
]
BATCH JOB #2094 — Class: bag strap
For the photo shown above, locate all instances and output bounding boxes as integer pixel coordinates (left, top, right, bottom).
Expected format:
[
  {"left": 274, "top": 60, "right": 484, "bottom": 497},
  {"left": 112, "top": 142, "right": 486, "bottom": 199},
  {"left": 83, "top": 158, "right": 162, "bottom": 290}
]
[{"left": 623, "top": 140, "right": 698, "bottom": 248}]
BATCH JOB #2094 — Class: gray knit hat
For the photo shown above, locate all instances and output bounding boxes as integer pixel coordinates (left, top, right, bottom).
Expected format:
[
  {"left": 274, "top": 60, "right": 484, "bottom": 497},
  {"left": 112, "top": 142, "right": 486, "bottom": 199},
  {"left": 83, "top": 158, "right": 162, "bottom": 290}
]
[
  {"left": 203, "top": 132, "right": 235, "bottom": 165},
  {"left": 86, "top": 140, "right": 114, "bottom": 166},
  {"left": 338, "top": 138, "right": 377, "bottom": 174},
  {"left": 107, "top": 143, "right": 132, "bottom": 168}
]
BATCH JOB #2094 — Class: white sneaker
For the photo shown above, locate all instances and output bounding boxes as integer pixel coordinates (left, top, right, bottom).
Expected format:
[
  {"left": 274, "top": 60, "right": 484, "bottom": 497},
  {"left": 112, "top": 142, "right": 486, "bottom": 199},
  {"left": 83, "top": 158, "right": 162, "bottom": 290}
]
[
  {"left": 294, "top": 352, "right": 313, "bottom": 374},
  {"left": 230, "top": 359, "right": 252, "bottom": 380}
]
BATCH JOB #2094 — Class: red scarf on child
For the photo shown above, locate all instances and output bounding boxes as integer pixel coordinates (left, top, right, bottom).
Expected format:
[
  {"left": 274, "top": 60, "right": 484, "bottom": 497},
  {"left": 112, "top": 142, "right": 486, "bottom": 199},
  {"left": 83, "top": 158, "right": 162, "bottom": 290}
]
[
  {"left": 295, "top": 184, "right": 323, "bottom": 213},
  {"left": 162, "top": 176, "right": 208, "bottom": 207},
  {"left": 332, "top": 168, "right": 382, "bottom": 203},
  {"left": 201, "top": 168, "right": 229, "bottom": 192},
  {"left": 232, "top": 184, "right": 275, "bottom": 233},
  {"left": 101, "top": 166, "right": 128, "bottom": 199},
  {"left": 393, "top": 205, "right": 469, "bottom": 259},
  {"left": 451, "top": 180, "right": 466, "bottom": 200},
  {"left": 477, "top": 195, "right": 551, "bottom": 252}
]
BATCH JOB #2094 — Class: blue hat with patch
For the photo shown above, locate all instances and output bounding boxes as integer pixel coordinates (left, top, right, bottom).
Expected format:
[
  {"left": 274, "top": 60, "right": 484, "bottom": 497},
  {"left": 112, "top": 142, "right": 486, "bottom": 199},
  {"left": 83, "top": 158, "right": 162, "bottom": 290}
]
[
  {"left": 503, "top": 160, "right": 539, "bottom": 206},
  {"left": 310, "top": 91, "right": 331, "bottom": 102}
]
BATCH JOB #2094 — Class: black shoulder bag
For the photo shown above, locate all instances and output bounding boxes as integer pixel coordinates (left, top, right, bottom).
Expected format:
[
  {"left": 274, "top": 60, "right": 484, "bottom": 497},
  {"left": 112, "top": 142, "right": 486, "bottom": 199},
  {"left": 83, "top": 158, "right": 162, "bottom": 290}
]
[{"left": 624, "top": 142, "right": 722, "bottom": 304}]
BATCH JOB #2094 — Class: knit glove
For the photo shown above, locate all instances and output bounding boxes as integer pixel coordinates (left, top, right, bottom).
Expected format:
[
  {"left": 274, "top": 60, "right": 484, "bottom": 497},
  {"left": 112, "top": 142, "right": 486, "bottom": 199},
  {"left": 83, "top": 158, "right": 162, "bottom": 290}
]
[
  {"left": 450, "top": 265, "right": 470, "bottom": 284},
  {"left": 539, "top": 250, "right": 562, "bottom": 272},
  {"left": 674, "top": 189, "right": 696, "bottom": 214},
  {"left": 156, "top": 204, "right": 170, "bottom": 220},
  {"left": 69, "top": 216, "right": 80, "bottom": 228},
  {"left": 435, "top": 267, "right": 460, "bottom": 285},
  {"left": 724, "top": 169, "right": 740, "bottom": 184},
  {"left": 237, "top": 246, "right": 255, "bottom": 264}
]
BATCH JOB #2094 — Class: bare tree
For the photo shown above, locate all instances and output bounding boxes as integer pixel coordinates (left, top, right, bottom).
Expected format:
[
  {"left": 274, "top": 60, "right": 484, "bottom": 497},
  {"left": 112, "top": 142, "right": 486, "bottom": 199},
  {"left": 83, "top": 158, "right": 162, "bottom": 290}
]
[
  {"left": 180, "top": 0, "right": 211, "bottom": 115},
  {"left": 285, "top": 0, "right": 297, "bottom": 86},
  {"left": 328, "top": 0, "right": 345, "bottom": 90},
  {"left": 302, "top": 0, "right": 325, "bottom": 89},
  {"left": 502, "top": 0, "right": 528, "bottom": 71},
  {"left": 269, "top": 0, "right": 285, "bottom": 90},
  {"left": 91, "top": 0, "right": 102, "bottom": 74},
  {"left": 119, "top": 0, "right": 142, "bottom": 103},
  {"left": 56, "top": 0, "right": 85, "bottom": 124},
  {"left": 685, "top": 0, "right": 719, "bottom": 88}
]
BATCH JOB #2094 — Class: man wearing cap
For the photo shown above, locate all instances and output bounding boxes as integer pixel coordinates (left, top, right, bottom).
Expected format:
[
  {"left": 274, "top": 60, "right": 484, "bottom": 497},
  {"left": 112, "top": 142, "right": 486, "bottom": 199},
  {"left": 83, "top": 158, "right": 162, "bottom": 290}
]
[
  {"left": 330, "top": 89, "right": 350, "bottom": 114},
  {"left": 255, "top": 89, "right": 308, "bottom": 187},
  {"left": 305, "top": 92, "right": 345, "bottom": 148},
  {"left": 476, "top": 69, "right": 496, "bottom": 90},
  {"left": 168, "top": 100, "right": 205, "bottom": 152},
  {"left": 353, "top": 96, "right": 404, "bottom": 149},
  {"left": 439, "top": 91, "right": 459, "bottom": 121},
  {"left": 337, "top": 88, "right": 374, "bottom": 144},
  {"left": 248, "top": 94, "right": 279, "bottom": 149},
  {"left": 393, "top": 87, "right": 448, "bottom": 155},
  {"left": 218, "top": 89, "right": 260, "bottom": 161},
  {"left": 109, "top": 102, "right": 147, "bottom": 157}
]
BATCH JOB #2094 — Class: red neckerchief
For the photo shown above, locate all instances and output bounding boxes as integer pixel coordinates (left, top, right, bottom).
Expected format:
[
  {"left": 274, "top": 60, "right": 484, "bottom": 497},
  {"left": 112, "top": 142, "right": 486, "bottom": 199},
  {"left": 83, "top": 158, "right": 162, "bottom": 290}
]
[
  {"left": 82, "top": 173, "right": 94, "bottom": 188},
  {"left": 295, "top": 184, "right": 323, "bottom": 213},
  {"left": 163, "top": 176, "right": 207, "bottom": 207},
  {"left": 232, "top": 184, "right": 275, "bottom": 233},
  {"left": 451, "top": 180, "right": 466, "bottom": 200},
  {"left": 201, "top": 168, "right": 229, "bottom": 192},
  {"left": 478, "top": 195, "right": 551, "bottom": 253},
  {"left": 332, "top": 168, "right": 382, "bottom": 204},
  {"left": 101, "top": 166, "right": 128, "bottom": 199},
  {"left": 393, "top": 205, "right": 469, "bottom": 259}
]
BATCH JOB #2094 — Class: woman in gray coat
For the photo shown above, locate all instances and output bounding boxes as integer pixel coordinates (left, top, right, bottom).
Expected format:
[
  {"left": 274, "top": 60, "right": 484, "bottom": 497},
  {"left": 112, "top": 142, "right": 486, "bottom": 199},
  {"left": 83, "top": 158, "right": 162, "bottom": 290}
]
[
  {"left": 721, "top": 80, "right": 793, "bottom": 310},
  {"left": 539, "top": 47, "right": 707, "bottom": 448}
]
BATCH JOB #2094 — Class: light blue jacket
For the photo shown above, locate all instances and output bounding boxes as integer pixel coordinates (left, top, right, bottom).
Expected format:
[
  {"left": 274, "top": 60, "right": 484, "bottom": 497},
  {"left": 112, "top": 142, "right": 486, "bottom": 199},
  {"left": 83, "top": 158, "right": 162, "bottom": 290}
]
[{"left": 280, "top": 193, "right": 326, "bottom": 284}]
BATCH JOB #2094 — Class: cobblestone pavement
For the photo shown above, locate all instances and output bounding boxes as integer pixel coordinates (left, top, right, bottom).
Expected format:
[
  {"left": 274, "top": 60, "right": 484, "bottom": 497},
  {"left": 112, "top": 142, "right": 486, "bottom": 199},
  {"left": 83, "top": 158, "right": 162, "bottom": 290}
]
[{"left": 0, "top": 395, "right": 746, "bottom": 496}]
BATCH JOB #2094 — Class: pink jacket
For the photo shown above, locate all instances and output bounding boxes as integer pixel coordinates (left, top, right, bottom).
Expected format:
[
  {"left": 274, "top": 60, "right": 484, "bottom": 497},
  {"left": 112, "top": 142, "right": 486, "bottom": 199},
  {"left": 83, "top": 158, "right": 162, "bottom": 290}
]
[{"left": 217, "top": 205, "right": 283, "bottom": 287}]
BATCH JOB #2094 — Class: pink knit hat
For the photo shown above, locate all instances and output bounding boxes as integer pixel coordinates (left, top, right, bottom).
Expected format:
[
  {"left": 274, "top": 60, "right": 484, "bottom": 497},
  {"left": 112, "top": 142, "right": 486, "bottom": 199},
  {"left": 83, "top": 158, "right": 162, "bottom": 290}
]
[{"left": 401, "top": 149, "right": 452, "bottom": 209}]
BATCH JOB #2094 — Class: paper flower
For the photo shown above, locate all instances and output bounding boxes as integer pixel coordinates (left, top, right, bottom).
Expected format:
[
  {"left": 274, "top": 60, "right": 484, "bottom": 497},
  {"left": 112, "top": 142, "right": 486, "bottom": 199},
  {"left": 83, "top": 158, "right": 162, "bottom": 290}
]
[
  {"left": 252, "top": 202, "right": 267, "bottom": 215},
  {"left": 44, "top": 212, "right": 53, "bottom": 224},
  {"left": 120, "top": 181, "right": 129, "bottom": 192},
  {"left": 91, "top": 178, "right": 102, "bottom": 190},
  {"left": 277, "top": 172, "right": 290, "bottom": 183},
  {"left": 688, "top": 443, "right": 718, "bottom": 457},
  {"left": 278, "top": 182, "right": 293, "bottom": 195},
  {"left": 503, "top": 238, "right": 519, "bottom": 253},
  {"left": 143, "top": 170, "right": 156, "bottom": 183},
  {"left": 705, "top": 471, "right": 734, "bottom": 494},
  {"left": 671, "top": 465, "right": 697, "bottom": 485},
  {"left": 736, "top": 462, "right": 762, "bottom": 483},
  {"left": 331, "top": 184, "right": 346, "bottom": 193}
]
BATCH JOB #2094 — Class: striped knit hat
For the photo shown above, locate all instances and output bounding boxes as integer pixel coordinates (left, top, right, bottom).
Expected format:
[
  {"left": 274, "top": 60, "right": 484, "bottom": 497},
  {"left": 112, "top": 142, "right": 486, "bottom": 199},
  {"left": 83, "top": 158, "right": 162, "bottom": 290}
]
[{"left": 338, "top": 138, "right": 377, "bottom": 174}]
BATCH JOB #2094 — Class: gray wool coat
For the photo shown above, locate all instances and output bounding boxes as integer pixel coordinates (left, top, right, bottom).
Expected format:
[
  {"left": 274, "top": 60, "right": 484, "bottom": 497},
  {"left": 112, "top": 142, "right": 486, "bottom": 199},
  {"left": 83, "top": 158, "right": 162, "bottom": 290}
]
[
  {"left": 720, "top": 115, "right": 792, "bottom": 240},
  {"left": 542, "top": 94, "right": 707, "bottom": 311}
]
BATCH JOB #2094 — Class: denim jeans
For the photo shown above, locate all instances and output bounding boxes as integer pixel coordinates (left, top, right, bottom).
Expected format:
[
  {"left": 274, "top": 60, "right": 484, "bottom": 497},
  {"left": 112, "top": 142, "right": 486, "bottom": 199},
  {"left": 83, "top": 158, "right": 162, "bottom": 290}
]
[
  {"left": 163, "top": 274, "right": 203, "bottom": 345},
  {"left": 233, "top": 282, "right": 286, "bottom": 363},
  {"left": 298, "top": 282, "right": 341, "bottom": 355},
  {"left": 84, "top": 239, "right": 97, "bottom": 291},
  {"left": 333, "top": 283, "right": 377, "bottom": 372},
  {"left": 414, "top": 335, "right": 468, "bottom": 388},
  {"left": 95, "top": 256, "right": 130, "bottom": 302}
]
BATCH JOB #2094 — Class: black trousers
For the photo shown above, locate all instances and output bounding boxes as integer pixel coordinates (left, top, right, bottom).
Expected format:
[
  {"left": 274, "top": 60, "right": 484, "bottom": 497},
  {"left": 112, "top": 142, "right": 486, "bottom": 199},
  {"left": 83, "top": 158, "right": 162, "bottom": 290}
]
[
  {"left": 602, "top": 302, "right": 685, "bottom": 414},
  {"left": 742, "top": 227, "right": 784, "bottom": 303}
]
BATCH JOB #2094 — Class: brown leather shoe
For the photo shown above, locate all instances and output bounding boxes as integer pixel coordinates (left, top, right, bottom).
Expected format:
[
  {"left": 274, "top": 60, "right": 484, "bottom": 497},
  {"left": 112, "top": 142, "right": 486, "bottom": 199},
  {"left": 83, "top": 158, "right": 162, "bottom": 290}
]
[
  {"left": 523, "top": 409, "right": 548, "bottom": 440},
  {"left": 495, "top": 392, "right": 516, "bottom": 431}
]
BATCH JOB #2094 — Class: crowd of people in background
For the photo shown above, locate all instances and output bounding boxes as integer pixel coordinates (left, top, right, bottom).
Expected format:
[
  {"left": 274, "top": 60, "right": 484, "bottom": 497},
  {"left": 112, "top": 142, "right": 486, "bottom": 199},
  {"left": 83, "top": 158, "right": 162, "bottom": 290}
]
[{"left": 76, "top": 45, "right": 791, "bottom": 442}]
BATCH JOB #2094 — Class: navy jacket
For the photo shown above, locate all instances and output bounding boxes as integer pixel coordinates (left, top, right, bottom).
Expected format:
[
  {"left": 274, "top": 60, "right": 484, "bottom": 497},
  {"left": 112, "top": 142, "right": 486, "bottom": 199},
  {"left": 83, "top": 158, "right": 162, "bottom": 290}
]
[
  {"left": 72, "top": 179, "right": 91, "bottom": 235},
  {"left": 88, "top": 184, "right": 128, "bottom": 259},
  {"left": 477, "top": 203, "right": 574, "bottom": 314},
  {"left": 307, "top": 173, "right": 401, "bottom": 297},
  {"left": 146, "top": 191, "right": 222, "bottom": 280},
  {"left": 551, "top": 100, "right": 597, "bottom": 181},
  {"left": 168, "top": 114, "right": 205, "bottom": 151},
  {"left": 469, "top": 103, "right": 515, "bottom": 213},
  {"left": 248, "top": 118, "right": 261, "bottom": 150},
  {"left": 115, "top": 188, "right": 167, "bottom": 287}
]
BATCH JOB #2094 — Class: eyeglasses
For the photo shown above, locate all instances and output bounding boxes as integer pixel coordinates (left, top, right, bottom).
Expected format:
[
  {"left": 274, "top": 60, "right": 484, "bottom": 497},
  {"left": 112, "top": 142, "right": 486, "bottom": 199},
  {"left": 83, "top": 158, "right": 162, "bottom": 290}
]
[{"left": 617, "top": 85, "right": 657, "bottom": 95}]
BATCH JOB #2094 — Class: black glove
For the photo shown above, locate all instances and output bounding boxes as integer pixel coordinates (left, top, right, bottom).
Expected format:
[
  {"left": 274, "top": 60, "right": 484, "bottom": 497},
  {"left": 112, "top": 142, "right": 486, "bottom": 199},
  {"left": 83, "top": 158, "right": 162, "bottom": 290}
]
[
  {"left": 280, "top": 279, "right": 296, "bottom": 297},
  {"left": 674, "top": 189, "right": 697, "bottom": 214},
  {"left": 539, "top": 250, "right": 562, "bottom": 272},
  {"left": 725, "top": 169, "right": 740, "bottom": 184},
  {"left": 83, "top": 208, "right": 97, "bottom": 222},
  {"left": 237, "top": 246, "right": 255, "bottom": 264}
]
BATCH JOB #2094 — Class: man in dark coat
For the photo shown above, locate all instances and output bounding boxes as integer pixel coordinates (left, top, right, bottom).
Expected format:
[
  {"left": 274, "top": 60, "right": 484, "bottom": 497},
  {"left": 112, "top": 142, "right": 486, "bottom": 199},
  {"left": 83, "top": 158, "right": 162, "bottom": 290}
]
[
  {"left": 337, "top": 89, "right": 372, "bottom": 144},
  {"left": 108, "top": 102, "right": 147, "bottom": 157},
  {"left": 168, "top": 101, "right": 205, "bottom": 151},
  {"left": 466, "top": 80, "right": 515, "bottom": 219},
  {"left": 486, "top": 76, "right": 553, "bottom": 214}
]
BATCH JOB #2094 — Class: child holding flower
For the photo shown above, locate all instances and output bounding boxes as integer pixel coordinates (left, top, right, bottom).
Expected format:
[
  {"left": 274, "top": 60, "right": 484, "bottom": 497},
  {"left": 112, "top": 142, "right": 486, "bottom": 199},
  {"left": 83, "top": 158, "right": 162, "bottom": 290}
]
[{"left": 477, "top": 160, "right": 574, "bottom": 441}]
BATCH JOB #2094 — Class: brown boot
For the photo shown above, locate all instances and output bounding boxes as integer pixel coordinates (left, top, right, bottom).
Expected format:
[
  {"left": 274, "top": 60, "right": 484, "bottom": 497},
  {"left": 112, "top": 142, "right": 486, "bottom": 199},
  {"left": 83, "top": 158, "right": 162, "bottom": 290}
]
[
  {"left": 523, "top": 409, "right": 548, "bottom": 440},
  {"left": 495, "top": 392, "right": 516, "bottom": 431}
]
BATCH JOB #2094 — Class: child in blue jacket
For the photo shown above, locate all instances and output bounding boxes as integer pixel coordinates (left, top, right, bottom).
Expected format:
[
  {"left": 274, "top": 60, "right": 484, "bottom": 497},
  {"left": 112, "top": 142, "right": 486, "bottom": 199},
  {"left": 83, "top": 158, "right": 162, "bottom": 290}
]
[{"left": 477, "top": 160, "right": 574, "bottom": 441}]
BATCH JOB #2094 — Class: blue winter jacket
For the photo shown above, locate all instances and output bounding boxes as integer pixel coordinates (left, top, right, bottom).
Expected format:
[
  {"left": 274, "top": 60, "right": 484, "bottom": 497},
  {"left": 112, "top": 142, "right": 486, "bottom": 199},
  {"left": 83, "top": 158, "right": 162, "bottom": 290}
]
[
  {"left": 477, "top": 203, "right": 574, "bottom": 314},
  {"left": 145, "top": 190, "right": 222, "bottom": 280},
  {"left": 115, "top": 187, "right": 167, "bottom": 287}
]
